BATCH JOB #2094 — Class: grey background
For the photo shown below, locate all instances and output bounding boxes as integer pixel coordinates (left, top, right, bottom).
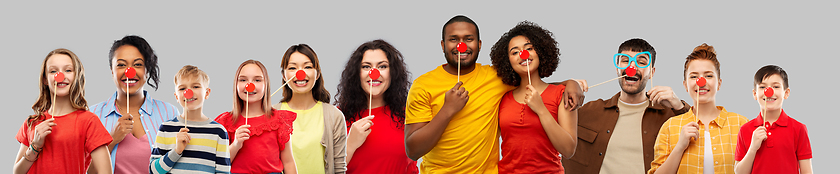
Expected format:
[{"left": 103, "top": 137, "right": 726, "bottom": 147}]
[{"left": 2, "top": 1, "right": 836, "bottom": 172}]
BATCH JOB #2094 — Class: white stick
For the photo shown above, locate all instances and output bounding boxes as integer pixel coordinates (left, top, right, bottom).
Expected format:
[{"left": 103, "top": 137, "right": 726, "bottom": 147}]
[
  {"left": 457, "top": 52, "right": 461, "bottom": 83},
  {"left": 527, "top": 60, "right": 532, "bottom": 86},
  {"left": 588, "top": 75, "right": 628, "bottom": 88},
  {"left": 369, "top": 80, "right": 373, "bottom": 117},
  {"left": 127, "top": 83, "right": 130, "bottom": 120},
  {"left": 270, "top": 77, "right": 295, "bottom": 97},
  {"left": 246, "top": 94, "right": 249, "bottom": 125},
  {"left": 183, "top": 99, "right": 187, "bottom": 128}
]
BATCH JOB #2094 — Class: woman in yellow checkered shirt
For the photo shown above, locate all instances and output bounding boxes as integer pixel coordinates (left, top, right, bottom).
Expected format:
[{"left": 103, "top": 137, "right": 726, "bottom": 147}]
[{"left": 648, "top": 43, "right": 749, "bottom": 174}]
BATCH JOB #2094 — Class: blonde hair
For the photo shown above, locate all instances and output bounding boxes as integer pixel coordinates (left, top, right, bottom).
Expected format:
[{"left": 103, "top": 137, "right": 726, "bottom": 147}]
[
  {"left": 30, "top": 48, "right": 88, "bottom": 127},
  {"left": 174, "top": 65, "right": 209, "bottom": 86},
  {"left": 230, "top": 60, "right": 273, "bottom": 123}
]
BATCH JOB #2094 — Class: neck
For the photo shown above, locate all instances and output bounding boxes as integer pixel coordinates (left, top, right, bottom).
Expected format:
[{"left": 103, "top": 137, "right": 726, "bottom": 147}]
[
  {"left": 51, "top": 95, "right": 75, "bottom": 116},
  {"left": 370, "top": 94, "right": 385, "bottom": 108},
  {"left": 288, "top": 93, "right": 317, "bottom": 110},
  {"left": 444, "top": 63, "right": 476, "bottom": 76},
  {"left": 515, "top": 73, "right": 548, "bottom": 92},
  {"left": 116, "top": 90, "right": 145, "bottom": 108},
  {"left": 694, "top": 101, "right": 720, "bottom": 123},
  {"left": 764, "top": 108, "right": 782, "bottom": 123},
  {"left": 184, "top": 107, "right": 206, "bottom": 121},
  {"left": 619, "top": 91, "right": 648, "bottom": 104}
]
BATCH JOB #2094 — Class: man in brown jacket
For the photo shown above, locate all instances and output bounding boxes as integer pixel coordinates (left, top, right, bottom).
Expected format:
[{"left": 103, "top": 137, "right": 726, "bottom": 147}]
[{"left": 563, "top": 38, "right": 690, "bottom": 174}]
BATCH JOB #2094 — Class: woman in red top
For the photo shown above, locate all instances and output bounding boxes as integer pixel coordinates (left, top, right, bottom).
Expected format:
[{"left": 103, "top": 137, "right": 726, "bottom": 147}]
[
  {"left": 13, "top": 48, "right": 113, "bottom": 174},
  {"left": 334, "top": 39, "right": 418, "bottom": 173},
  {"left": 215, "top": 60, "right": 297, "bottom": 174},
  {"left": 490, "top": 21, "right": 579, "bottom": 173}
]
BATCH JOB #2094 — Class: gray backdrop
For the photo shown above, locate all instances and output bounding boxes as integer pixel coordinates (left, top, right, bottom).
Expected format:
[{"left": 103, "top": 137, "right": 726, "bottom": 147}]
[{"left": 2, "top": 1, "right": 836, "bottom": 172}]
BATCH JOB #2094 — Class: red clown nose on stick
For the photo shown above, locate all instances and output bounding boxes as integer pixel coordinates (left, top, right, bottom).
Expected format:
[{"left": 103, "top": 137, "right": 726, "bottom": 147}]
[
  {"left": 184, "top": 89, "right": 194, "bottom": 100},
  {"left": 245, "top": 83, "right": 255, "bottom": 93},
  {"left": 54, "top": 72, "right": 65, "bottom": 82},
  {"left": 125, "top": 67, "right": 136, "bottom": 78},
  {"left": 369, "top": 68, "right": 380, "bottom": 80},
  {"left": 763, "top": 87, "right": 774, "bottom": 98},
  {"left": 696, "top": 77, "right": 707, "bottom": 87},
  {"left": 626, "top": 66, "right": 636, "bottom": 77},
  {"left": 519, "top": 50, "right": 530, "bottom": 60},
  {"left": 457, "top": 42, "right": 467, "bottom": 53},
  {"left": 295, "top": 70, "right": 306, "bottom": 81}
]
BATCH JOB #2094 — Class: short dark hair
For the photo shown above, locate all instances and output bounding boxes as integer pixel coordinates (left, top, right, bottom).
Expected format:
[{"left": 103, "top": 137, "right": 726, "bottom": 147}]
[
  {"left": 490, "top": 21, "right": 560, "bottom": 86},
  {"left": 618, "top": 38, "right": 657, "bottom": 67},
  {"left": 442, "top": 15, "right": 479, "bottom": 40},
  {"left": 754, "top": 65, "right": 789, "bottom": 89},
  {"left": 109, "top": 35, "right": 161, "bottom": 90},
  {"left": 334, "top": 39, "right": 411, "bottom": 127}
]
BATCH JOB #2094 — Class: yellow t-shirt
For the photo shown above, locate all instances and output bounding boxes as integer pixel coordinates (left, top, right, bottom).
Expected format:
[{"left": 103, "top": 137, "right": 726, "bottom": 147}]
[
  {"left": 406, "top": 63, "right": 514, "bottom": 174},
  {"left": 281, "top": 102, "right": 326, "bottom": 174}
]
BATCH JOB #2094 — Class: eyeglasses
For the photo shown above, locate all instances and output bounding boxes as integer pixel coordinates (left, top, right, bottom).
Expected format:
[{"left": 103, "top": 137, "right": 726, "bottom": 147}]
[{"left": 613, "top": 51, "right": 652, "bottom": 69}]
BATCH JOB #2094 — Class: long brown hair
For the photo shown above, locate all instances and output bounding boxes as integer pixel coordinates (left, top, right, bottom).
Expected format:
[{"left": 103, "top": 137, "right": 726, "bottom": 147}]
[
  {"left": 30, "top": 48, "right": 88, "bottom": 127},
  {"left": 230, "top": 60, "right": 274, "bottom": 124},
  {"left": 280, "top": 44, "right": 331, "bottom": 103}
]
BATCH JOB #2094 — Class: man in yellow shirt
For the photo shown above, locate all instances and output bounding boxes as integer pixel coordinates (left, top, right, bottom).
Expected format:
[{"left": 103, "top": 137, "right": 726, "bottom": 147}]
[{"left": 404, "top": 15, "right": 584, "bottom": 174}]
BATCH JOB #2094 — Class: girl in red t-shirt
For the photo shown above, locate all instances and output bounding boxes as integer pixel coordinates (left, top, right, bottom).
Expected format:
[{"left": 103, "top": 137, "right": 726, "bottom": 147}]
[
  {"left": 215, "top": 60, "right": 297, "bottom": 174},
  {"left": 335, "top": 39, "right": 418, "bottom": 174},
  {"left": 13, "top": 48, "right": 113, "bottom": 174},
  {"left": 490, "top": 21, "right": 579, "bottom": 174}
]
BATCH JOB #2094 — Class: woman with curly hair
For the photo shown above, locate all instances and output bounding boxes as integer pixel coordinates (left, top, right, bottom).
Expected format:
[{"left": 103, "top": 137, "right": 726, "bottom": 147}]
[
  {"left": 490, "top": 21, "right": 578, "bottom": 173},
  {"left": 334, "top": 39, "right": 418, "bottom": 174}
]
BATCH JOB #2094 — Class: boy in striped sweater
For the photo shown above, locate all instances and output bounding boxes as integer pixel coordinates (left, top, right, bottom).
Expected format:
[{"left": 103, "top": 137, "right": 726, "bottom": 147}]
[{"left": 150, "top": 65, "right": 230, "bottom": 174}]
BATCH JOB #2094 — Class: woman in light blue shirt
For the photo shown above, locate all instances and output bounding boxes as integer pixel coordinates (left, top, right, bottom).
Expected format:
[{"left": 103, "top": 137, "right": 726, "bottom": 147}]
[{"left": 89, "top": 35, "right": 180, "bottom": 174}]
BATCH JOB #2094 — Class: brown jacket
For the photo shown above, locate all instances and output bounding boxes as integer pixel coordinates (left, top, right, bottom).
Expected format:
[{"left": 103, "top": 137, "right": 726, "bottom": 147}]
[{"left": 562, "top": 92, "right": 689, "bottom": 174}]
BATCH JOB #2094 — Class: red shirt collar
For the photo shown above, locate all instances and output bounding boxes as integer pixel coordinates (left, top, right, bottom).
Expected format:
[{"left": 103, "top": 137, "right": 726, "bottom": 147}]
[{"left": 754, "top": 109, "right": 790, "bottom": 127}]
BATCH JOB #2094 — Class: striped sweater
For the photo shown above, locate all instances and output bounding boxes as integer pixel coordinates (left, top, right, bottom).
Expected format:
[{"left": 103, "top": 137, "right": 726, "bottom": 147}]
[{"left": 150, "top": 116, "right": 231, "bottom": 174}]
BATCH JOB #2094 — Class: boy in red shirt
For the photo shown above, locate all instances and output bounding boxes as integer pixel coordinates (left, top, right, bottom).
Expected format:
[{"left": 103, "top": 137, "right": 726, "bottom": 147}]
[{"left": 734, "top": 65, "right": 813, "bottom": 174}]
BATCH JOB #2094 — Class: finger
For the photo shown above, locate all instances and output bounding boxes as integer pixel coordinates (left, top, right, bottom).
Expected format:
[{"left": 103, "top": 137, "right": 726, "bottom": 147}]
[
  {"left": 362, "top": 122, "right": 373, "bottom": 130},
  {"left": 452, "top": 82, "right": 463, "bottom": 91},
  {"left": 462, "top": 90, "right": 470, "bottom": 99}
]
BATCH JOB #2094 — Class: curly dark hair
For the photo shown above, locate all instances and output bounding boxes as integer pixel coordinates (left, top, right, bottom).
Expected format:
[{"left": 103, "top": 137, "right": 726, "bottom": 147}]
[
  {"left": 334, "top": 39, "right": 411, "bottom": 127},
  {"left": 490, "top": 21, "right": 560, "bottom": 86},
  {"left": 109, "top": 35, "right": 161, "bottom": 90}
]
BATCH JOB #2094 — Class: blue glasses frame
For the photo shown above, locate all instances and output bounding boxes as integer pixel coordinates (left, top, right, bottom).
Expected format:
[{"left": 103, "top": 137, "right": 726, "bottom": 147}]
[{"left": 613, "top": 51, "right": 652, "bottom": 69}]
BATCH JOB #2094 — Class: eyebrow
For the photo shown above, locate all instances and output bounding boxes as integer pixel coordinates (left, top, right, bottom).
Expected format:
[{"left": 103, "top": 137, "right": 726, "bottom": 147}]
[
  {"left": 362, "top": 60, "right": 389, "bottom": 65},
  {"left": 117, "top": 58, "right": 144, "bottom": 63},
  {"left": 509, "top": 43, "right": 533, "bottom": 52}
]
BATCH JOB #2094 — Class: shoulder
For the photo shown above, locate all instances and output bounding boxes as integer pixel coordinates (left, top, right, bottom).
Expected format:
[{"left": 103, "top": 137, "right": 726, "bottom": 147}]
[
  {"left": 322, "top": 103, "right": 345, "bottom": 118},
  {"left": 151, "top": 98, "right": 179, "bottom": 114},
  {"left": 272, "top": 109, "right": 297, "bottom": 122},
  {"left": 215, "top": 112, "right": 233, "bottom": 122},
  {"left": 787, "top": 115, "right": 808, "bottom": 131}
]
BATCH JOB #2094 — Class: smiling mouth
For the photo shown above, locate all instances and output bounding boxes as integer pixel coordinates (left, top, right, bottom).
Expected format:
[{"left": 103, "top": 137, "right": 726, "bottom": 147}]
[
  {"left": 57, "top": 82, "right": 69, "bottom": 87},
  {"left": 122, "top": 79, "right": 138, "bottom": 84},
  {"left": 519, "top": 59, "right": 532, "bottom": 66},
  {"left": 294, "top": 80, "right": 309, "bottom": 86},
  {"left": 185, "top": 98, "right": 197, "bottom": 102},
  {"left": 624, "top": 76, "right": 640, "bottom": 82},
  {"left": 764, "top": 98, "right": 777, "bottom": 102},
  {"left": 245, "top": 92, "right": 257, "bottom": 95},
  {"left": 695, "top": 89, "right": 710, "bottom": 93}
]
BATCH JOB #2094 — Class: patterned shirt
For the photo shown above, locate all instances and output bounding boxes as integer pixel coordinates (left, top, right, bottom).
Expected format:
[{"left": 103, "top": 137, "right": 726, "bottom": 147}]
[
  {"left": 649, "top": 106, "right": 748, "bottom": 174},
  {"left": 150, "top": 116, "right": 230, "bottom": 174},
  {"left": 90, "top": 90, "right": 180, "bottom": 172}
]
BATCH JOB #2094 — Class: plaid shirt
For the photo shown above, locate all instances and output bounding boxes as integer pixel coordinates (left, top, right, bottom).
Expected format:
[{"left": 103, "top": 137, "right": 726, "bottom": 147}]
[{"left": 649, "top": 106, "right": 748, "bottom": 174}]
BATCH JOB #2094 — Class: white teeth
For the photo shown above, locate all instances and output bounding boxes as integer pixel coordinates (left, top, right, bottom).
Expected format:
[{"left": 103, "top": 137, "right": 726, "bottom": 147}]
[
  {"left": 698, "top": 90, "right": 709, "bottom": 92},
  {"left": 295, "top": 81, "right": 306, "bottom": 85},
  {"left": 124, "top": 80, "right": 137, "bottom": 84},
  {"left": 369, "top": 81, "right": 381, "bottom": 84},
  {"left": 246, "top": 92, "right": 257, "bottom": 95},
  {"left": 185, "top": 98, "right": 196, "bottom": 102}
]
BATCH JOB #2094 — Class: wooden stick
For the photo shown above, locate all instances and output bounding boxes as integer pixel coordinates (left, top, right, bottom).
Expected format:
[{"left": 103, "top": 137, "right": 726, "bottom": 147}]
[
  {"left": 270, "top": 77, "right": 295, "bottom": 97},
  {"left": 650, "top": 70, "right": 654, "bottom": 106},
  {"left": 588, "top": 75, "right": 628, "bottom": 88},
  {"left": 183, "top": 99, "right": 187, "bottom": 128}
]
